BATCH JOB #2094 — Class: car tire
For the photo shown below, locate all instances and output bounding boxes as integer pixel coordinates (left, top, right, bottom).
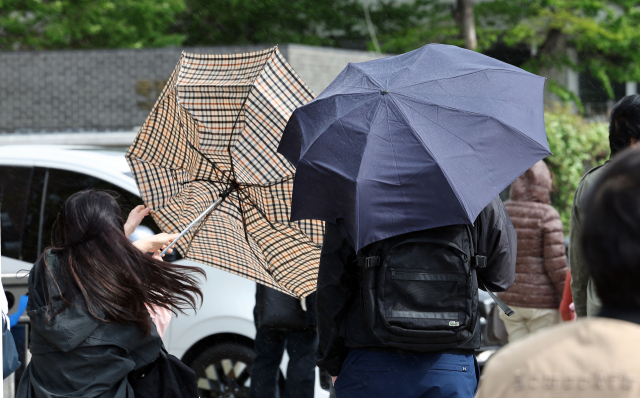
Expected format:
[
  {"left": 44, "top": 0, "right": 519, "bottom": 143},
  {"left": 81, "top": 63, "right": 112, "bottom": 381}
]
[{"left": 188, "top": 341, "right": 284, "bottom": 398}]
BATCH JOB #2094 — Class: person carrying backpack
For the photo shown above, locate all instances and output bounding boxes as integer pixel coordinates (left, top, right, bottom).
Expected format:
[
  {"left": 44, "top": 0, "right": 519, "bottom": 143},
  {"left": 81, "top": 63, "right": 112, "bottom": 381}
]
[{"left": 316, "top": 197, "right": 517, "bottom": 398}]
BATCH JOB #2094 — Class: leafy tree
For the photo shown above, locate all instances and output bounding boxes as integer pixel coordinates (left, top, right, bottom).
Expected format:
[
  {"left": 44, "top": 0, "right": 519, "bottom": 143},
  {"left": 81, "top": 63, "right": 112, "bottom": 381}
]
[
  {"left": 179, "top": 0, "right": 363, "bottom": 47},
  {"left": 369, "top": 0, "right": 640, "bottom": 105},
  {"left": 0, "top": 0, "right": 185, "bottom": 50},
  {"left": 364, "top": 0, "right": 456, "bottom": 53},
  {"left": 477, "top": 0, "right": 640, "bottom": 105}
]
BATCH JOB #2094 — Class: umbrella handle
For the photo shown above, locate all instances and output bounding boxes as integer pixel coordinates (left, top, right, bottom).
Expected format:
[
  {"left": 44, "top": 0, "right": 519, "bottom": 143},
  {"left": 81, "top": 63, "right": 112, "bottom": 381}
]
[{"left": 159, "top": 195, "right": 225, "bottom": 257}]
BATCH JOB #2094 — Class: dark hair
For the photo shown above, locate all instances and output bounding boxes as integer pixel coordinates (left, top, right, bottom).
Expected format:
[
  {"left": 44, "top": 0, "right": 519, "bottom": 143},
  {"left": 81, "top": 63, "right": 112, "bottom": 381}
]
[
  {"left": 582, "top": 147, "right": 640, "bottom": 309},
  {"left": 609, "top": 95, "right": 640, "bottom": 157},
  {"left": 45, "top": 189, "right": 204, "bottom": 335}
]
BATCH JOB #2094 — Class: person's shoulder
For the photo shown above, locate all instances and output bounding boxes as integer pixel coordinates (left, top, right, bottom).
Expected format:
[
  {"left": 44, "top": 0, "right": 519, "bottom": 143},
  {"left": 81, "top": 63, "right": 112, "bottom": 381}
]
[
  {"left": 482, "top": 318, "right": 640, "bottom": 383},
  {"left": 577, "top": 163, "right": 607, "bottom": 194},
  {"left": 33, "top": 250, "right": 61, "bottom": 275},
  {"left": 480, "top": 196, "right": 508, "bottom": 220},
  {"left": 485, "top": 321, "right": 579, "bottom": 366}
]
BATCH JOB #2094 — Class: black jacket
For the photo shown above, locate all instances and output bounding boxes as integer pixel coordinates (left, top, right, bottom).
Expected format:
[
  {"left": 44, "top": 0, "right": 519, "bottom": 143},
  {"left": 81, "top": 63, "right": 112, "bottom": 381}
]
[
  {"left": 254, "top": 285, "right": 317, "bottom": 330},
  {"left": 17, "top": 251, "right": 162, "bottom": 398},
  {"left": 316, "top": 197, "right": 517, "bottom": 376}
]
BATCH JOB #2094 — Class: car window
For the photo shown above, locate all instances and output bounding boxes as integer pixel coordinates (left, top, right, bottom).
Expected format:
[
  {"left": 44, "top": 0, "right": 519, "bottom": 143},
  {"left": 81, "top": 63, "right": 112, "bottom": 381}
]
[
  {"left": 0, "top": 166, "right": 33, "bottom": 261},
  {"left": 33, "top": 167, "right": 161, "bottom": 260}
]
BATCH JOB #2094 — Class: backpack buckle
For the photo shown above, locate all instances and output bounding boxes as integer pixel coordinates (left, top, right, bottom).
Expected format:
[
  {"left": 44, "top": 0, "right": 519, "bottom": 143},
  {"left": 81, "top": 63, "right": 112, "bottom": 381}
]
[
  {"left": 472, "top": 255, "right": 487, "bottom": 269},
  {"left": 358, "top": 256, "right": 380, "bottom": 268}
]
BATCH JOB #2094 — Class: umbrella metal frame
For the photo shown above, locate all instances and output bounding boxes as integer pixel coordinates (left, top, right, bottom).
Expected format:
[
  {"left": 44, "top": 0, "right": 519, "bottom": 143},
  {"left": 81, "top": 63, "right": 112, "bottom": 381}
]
[{"left": 159, "top": 183, "right": 237, "bottom": 256}]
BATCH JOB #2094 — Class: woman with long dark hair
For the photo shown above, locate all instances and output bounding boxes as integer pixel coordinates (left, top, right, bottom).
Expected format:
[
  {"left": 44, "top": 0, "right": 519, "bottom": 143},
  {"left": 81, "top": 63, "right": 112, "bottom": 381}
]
[{"left": 16, "top": 189, "right": 204, "bottom": 398}]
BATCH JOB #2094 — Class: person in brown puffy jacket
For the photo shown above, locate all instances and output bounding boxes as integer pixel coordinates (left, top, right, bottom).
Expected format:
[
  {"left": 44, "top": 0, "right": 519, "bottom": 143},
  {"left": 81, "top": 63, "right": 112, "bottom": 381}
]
[{"left": 498, "top": 160, "right": 568, "bottom": 342}]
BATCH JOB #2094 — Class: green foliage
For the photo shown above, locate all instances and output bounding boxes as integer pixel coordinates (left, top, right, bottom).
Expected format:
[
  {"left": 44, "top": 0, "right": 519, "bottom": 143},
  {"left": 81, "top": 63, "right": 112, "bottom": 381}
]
[
  {"left": 0, "top": 0, "right": 185, "bottom": 50},
  {"left": 364, "top": 0, "right": 459, "bottom": 53},
  {"left": 475, "top": 0, "right": 640, "bottom": 99},
  {"left": 180, "top": 0, "right": 362, "bottom": 47},
  {"left": 544, "top": 107, "right": 609, "bottom": 230},
  {"left": 369, "top": 0, "right": 640, "bottom": 107},
  {"left": 0, "top": 0, "right": 370, "bottom": 50}
]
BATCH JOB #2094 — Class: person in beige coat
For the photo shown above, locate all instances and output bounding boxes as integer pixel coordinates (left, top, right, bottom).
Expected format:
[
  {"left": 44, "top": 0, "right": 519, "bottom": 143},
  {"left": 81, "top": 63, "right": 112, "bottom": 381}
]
[
  {"left": 477, "top": 147, "right": 640, "bottom": 398},
  {"left": 500, "top": 160, "right": 568, "bottom": 342}
]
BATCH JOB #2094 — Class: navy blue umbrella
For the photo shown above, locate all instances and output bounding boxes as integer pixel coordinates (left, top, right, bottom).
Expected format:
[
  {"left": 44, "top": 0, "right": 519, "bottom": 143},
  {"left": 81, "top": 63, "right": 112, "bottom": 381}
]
[{"left": 278, "top": 44, "right": 550, "bottom": 251}]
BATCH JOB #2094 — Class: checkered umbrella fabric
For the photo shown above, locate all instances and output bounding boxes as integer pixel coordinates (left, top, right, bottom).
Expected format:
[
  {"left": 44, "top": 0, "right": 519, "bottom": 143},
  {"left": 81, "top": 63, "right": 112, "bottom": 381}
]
[{"left": 126, "top": 46, "right": 324, "bottom": 298}]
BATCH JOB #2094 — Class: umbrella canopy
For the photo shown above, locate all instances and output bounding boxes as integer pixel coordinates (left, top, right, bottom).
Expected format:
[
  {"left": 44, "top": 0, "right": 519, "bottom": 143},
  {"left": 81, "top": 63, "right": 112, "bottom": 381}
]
[
  {"left": 278, "top": 43, "right": 550, "bottom": 252},
  {"left": 126, "top": 46, "right": 323, "bottom": 298}
]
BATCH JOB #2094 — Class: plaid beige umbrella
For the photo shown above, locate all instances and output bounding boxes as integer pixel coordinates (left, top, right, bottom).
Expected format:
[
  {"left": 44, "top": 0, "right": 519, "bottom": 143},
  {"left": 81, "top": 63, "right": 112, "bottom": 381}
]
[{"left": 126, "top": 46, "right": 323, "bottom": 298}]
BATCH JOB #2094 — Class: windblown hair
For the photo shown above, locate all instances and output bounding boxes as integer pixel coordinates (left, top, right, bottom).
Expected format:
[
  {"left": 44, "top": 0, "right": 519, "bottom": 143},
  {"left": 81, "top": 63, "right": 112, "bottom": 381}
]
[
  {"left": 582, "top": 147, "right": 640, "bottom": 309},
  {"left": 45, "top": 189, "right": 204, "bottom": 335},
  {"left": 609, "top": 95, "right": 640, "bottom": 157}
]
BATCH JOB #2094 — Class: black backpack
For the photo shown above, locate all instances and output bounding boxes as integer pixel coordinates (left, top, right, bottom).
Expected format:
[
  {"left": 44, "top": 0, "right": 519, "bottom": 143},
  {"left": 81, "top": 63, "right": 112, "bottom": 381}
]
[
  {"left": 129, "top": 345, "right": 199, "bottom": 398},
  {"left": 357, "top": 224, "right": 512, "bottom": 352}
]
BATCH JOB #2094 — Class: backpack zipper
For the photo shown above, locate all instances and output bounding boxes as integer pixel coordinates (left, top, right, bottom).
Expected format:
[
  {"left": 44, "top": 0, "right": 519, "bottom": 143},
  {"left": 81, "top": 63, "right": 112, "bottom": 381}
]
[{"left": 391, "top": 268, "right": 395, "bottom": 279}]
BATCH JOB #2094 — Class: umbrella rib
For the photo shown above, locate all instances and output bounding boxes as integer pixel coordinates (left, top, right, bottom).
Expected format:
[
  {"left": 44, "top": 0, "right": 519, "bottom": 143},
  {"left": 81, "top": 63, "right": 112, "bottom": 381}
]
[
  {"left": 236, "top": 188, "right": 319, "bottom": 297},
  {"left": 239, "top": 174, "right": 295, "bottom": 189},
  {"left": 384, "top": 47, "right": 425, "bottom": 88},
  {"left": 179, "top": 179, "right": 227, "bottom": 187},
  {"left": 237, "top": 187, "right": 316, "bottom": 248},
  {"left": 391, "top": 68, "right": 540, "bottom": 91},
  {"left": 233, "top": 192, "right": 269, "bottom": 271},
  {"left": 317, "top": 89, "right": 379, "bottom": 100},
  {"left": 394, "top": 86, "right": 542, "bottom": 116},
  {"left": 224, "top": 46, "right": 279, "bottom": 185},
  {"left": 387, "top": 95, "right": 471, "bottom": 220},
  {"left": 349, "top": 63, "right": 383, "bottom": 89},
  {"left": 296, "top": 92, "right": 381, "bottom": 162},
  {"left": 173, "top": 95, "right": 234, "bottom": 186},
  {"left": 235, "top": 188, "right": 303, "bottom": 291},
  {"left": 174, "top": 54, "right": 236, "bottom": 186},
  {"left": 392, "top": 93, "right": 550, "bottom": 152},
  {"left": 168, "top": 181, "right": 234, "bottom": 257},
  {"left": 184, "top": 176, "right": 295, "bottom": 191},
  {"left": 269, "top": 50, "right": 315, "bottom": 105},
  {"left": 181, "top": 202, "right": 216, "bottom": 258},
  {"left": 185, "top": 132, "right": 233, "bottom": 184}
]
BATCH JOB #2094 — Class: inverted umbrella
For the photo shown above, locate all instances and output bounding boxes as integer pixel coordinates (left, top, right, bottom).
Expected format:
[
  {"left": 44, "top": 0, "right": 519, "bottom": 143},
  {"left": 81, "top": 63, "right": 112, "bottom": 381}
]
[
  {"left": 278, "top": 43, "right": 550, "bottom": 252},
  {"left": 126, "top": 46, "right": 323, "bottom": 298}
]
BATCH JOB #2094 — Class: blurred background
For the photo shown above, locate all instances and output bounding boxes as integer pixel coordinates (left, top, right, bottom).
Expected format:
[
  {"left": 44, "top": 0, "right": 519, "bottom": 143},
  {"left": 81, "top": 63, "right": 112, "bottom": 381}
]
[
  {"left": 1, "top": 0, "right": 634, "bottom": 228},
  {"left": 1, "top": 1, "right": 637, "bottom": 396}
]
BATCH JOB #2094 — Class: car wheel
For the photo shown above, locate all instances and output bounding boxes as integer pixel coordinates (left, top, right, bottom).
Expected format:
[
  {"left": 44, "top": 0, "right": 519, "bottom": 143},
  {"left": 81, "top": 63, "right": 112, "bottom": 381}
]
[{"left": 189, "top": 342, "right": 254, "bottom": 398}]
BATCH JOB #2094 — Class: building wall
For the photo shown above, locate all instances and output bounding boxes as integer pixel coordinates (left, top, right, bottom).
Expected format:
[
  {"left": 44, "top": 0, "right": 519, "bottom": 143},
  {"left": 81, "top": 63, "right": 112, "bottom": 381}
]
[
  {"left": 285, "top": 44, "right": 383, "bottom": 94},
  {"left": 0, "top": 44, "right": 384, "bottom": 134}
]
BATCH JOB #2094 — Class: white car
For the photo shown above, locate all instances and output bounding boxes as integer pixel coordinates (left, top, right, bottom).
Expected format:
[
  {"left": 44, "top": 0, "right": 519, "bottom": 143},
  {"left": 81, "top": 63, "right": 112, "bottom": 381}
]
[{"left": 0, "top": 145, "right": 330, "bottom": 398}]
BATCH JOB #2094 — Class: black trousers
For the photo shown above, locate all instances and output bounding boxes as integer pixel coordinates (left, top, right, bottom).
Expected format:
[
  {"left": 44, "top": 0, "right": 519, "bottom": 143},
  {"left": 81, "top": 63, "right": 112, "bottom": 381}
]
[{"left": 249, "top": 327, "right": 318, "bottom": 398}]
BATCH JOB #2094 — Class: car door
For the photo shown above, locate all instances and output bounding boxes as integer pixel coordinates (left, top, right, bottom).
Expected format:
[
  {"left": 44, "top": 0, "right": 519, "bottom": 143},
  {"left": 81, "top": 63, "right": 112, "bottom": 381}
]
[
  {"left": 0, "top": 166, "right": 33, "bottom": 262},
  {"left": 1, "top": 165, "right": 38, "bottom": 310},
  {"left": 1, "top": 165, "right": 41, "bottom": 388}
]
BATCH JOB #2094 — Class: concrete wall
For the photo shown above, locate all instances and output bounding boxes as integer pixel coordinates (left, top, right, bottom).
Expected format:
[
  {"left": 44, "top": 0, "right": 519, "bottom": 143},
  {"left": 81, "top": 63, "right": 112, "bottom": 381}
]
[
  {"left": 0, "top": 44, "right": 384, "bottom": 134},
  {"left": 286, "top": 44, "right": 383, "bottom": 95}
]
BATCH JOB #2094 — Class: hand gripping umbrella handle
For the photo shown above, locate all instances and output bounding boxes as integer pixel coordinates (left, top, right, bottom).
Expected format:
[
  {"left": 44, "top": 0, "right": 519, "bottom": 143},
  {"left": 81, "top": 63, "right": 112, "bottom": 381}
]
[{"left": 159, "top": 195, "right": 225, "bottom": 257}]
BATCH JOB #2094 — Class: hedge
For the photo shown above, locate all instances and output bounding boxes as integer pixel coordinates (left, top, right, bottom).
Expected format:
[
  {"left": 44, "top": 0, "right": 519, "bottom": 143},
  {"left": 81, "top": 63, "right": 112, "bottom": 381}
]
[{"left": 543, "top": 108, "right": 610, "bottom": 233}]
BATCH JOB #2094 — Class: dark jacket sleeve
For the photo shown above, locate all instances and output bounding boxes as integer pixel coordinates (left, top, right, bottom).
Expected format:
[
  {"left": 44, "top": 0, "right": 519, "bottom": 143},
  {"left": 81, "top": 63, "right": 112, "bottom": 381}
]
[
  {"left": 315, "top": 222, "right": 357, "bottom": 376},
  {"left": 475, "top": 196, "right": 517, "bottom": 292}
]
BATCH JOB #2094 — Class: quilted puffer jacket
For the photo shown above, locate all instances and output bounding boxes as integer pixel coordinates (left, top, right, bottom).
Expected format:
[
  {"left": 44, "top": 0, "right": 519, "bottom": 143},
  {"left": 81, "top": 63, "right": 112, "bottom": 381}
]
[{"left": 499, "top": 160, "right": 568, "bottom": 309}]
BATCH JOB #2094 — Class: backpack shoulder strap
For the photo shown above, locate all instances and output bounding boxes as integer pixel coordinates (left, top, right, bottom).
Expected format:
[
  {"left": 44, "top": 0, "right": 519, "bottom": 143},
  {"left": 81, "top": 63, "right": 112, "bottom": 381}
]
[{"left": 465, "top": 224, "right": 515, "bottom": 317}]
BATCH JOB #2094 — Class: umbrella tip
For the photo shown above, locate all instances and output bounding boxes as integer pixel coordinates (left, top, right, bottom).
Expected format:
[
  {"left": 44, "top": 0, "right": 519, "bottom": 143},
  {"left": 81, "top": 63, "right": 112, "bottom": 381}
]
[{"left": 381, "top": 89, "right": 389, "bottom": 95}]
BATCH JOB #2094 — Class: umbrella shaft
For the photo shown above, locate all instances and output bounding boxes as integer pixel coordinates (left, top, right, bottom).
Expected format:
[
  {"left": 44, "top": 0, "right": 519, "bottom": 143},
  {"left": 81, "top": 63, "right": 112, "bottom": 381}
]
[{"left": 159, "top": 196, "right": 225, "bottom": 257}]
